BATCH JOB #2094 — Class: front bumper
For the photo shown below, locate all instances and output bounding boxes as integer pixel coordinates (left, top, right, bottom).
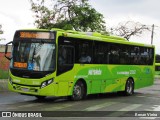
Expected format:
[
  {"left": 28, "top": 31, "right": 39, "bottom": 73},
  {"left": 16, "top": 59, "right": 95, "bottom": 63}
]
[{"left": 8, "top": 81, "right": 58, "bottom": 96}]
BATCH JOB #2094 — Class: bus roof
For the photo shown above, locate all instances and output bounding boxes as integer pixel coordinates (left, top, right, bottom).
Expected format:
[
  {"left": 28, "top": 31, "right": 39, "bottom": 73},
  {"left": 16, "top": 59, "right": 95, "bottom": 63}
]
[
  {"left": 58, "top": 29, "right": 154, "bottom": 48},
  {"left": 17, "top": 28, "right": 155, "bottom": 48}
]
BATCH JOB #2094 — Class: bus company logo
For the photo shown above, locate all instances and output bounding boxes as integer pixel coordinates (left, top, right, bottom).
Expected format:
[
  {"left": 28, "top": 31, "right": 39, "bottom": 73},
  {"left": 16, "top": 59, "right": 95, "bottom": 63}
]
[
  {"left": 88, "top": 69, "right": 102, "bottom": 75},
  {"left": 117, "top": 71, "right": 129, "bottom": 75},
  {"left": 117, "top": 70, "right": 136, "bottom": 75},
  {"left": 2, "top": 112, "right": 11, "bottom": 117},
  {"left": 1, "top": 112, "right": 42, "bottom": 118},
  {"left": 145, "top": 68, "right": 150, "bottom": 74}
]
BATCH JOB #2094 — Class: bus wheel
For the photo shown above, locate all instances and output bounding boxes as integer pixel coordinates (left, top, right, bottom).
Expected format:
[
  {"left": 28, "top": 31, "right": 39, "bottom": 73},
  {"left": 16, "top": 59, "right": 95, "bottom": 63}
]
[
  {"left": 35, "top": 96, "right": 46, "bottom": 100},
  {"left": 71, "top": 81, "right": 85, "bottom": 101},
  {"left": 124, "top": 79, "right": 134, "bottom": 96}
]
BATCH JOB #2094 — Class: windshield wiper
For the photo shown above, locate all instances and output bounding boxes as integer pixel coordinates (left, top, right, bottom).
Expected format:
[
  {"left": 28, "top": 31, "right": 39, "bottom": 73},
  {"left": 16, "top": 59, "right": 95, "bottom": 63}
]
[{"left": 32, "top": 45, "right": 36, "bottom": 62}]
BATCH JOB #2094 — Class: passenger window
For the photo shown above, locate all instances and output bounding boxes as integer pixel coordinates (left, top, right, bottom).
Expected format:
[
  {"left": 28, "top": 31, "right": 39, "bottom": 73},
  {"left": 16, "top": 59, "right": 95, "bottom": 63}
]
[
  {"left": 94, "top": 42, "right": 108, "bottom": 64},
  {"left": 109, "top": 44, "right": 120, "bottom": 64},
  {"left": 77, "top": 41, "right": 93, "bottom": 64},
  {"left": 57, "top": 45, "right": 74, "bottom": 76}
]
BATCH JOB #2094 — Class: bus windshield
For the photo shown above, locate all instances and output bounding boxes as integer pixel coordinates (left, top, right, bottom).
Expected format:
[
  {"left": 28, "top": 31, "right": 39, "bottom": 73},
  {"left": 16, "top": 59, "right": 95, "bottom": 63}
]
[{"left": 12, "top": 42, "right": 56, "bottom": 72}]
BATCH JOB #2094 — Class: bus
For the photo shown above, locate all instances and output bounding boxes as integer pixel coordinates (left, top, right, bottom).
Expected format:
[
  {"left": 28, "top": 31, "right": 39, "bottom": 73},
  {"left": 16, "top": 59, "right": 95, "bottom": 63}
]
[
  {"left": 5, "top": 28, "right": 155, "bottom": 100},
  {"left": 155, "top": 63, "right": 160, "bottom": 75}
]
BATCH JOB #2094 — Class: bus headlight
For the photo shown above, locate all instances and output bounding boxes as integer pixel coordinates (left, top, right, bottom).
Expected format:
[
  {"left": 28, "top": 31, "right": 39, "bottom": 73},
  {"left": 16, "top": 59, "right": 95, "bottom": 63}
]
[{"left": 41, "top": 78, "right": 54, "bottom": 88}]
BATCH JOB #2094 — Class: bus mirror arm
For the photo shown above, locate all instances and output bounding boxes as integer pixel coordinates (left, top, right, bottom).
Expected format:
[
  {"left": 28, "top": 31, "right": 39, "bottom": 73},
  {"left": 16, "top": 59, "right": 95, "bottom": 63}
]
[
  {"left": 5, "top": 41, "right": 13, "bottom": 60},
  {"left": 5, "top": 54, "right": 12, "bottom": 61}
]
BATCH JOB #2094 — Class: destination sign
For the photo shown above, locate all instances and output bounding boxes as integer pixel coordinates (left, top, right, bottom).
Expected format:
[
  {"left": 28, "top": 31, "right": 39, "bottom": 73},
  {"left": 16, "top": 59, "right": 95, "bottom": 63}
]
[
  {"left": 19, "top": 32, "right": 51, "bottom": 39},
  {"left": 14, "top": 62, "right": 27, "bottom": 68}
]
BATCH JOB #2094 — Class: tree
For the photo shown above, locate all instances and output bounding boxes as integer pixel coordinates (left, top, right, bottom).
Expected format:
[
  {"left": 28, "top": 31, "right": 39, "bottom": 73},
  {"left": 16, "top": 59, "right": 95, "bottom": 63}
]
[
  {"left": 0, "top": 24, "right": 5, "bottom": 41},
  {"left": 30, "top": 0, "right": 106, "bottom": 32},
  {"left": 110, "top": 21, "right": 151, "bottom": 40}
]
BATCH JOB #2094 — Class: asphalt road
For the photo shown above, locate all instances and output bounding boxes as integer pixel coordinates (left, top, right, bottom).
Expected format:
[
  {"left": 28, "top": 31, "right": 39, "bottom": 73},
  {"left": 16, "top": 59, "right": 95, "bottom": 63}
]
[{"left": 1, "top": 78, "right": 160, "bottom": 120}]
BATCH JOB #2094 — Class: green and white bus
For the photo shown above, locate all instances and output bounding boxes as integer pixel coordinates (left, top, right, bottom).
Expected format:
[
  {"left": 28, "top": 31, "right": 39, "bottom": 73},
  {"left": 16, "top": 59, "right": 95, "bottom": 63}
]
[
  {"left": 155, "top": 63, "right": 160, "bottom": 75},
  {"left": 5, "top": 28, "right": 155, "bottom": 100}
]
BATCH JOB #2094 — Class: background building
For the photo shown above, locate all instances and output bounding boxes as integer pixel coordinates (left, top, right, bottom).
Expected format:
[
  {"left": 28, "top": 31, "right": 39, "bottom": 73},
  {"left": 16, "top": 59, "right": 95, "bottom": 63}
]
[{"left": 0, "top": 45, "right": 11, "bottom": 70}]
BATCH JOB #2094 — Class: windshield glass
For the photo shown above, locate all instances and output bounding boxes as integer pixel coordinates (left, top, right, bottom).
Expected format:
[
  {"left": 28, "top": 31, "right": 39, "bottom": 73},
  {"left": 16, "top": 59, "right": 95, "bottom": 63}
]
[{"left": 12, "top": 42, "right": 56, "bottom": 71}]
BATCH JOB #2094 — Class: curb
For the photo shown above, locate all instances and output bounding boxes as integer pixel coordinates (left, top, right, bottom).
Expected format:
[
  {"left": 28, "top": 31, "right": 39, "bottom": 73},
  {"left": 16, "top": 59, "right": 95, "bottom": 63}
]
[{"left": 0, "top": 79, "right": 8, "bottom": 91}]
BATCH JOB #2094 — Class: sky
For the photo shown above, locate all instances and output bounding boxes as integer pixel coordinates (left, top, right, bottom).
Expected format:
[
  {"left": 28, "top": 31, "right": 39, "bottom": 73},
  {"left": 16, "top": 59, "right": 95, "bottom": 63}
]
[{"left": 0, "top": 0, "right": 160, "bottom": 54}]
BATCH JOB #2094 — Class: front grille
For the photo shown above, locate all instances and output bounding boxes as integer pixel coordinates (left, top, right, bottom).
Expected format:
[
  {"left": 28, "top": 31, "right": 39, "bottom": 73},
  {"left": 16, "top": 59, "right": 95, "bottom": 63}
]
[{"left": 10, "top": 68, "right": 53, "bottom": 79}]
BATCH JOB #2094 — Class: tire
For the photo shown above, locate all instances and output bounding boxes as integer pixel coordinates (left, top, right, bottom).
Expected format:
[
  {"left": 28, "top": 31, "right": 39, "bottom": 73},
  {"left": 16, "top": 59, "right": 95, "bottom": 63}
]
[
  {"left": 124, "top": 79, "right": 134, "bottom": 96},
  {"left": 71, "top": 81, "right": 86, "bottom": 101},
  {"left": 35, "top": 96, "right": 46, "bottom": 100}
]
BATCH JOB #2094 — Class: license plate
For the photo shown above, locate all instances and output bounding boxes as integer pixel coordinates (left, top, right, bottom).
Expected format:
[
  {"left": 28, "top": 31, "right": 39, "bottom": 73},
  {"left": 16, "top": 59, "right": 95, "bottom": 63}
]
[{"left": 21, "top": 87, "right": 29, "bottom": 92}]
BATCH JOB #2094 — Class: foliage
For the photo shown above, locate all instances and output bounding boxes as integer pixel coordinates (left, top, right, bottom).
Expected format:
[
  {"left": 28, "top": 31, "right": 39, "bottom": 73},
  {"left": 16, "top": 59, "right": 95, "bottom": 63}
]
[
  {"left": 0, "top": 25, "right": 3, "bottom": 34},
  {"left": 0, "top": 24, "right": 5, "bottom": 41},
  {"left": 110, "top": 21, "right": 151, "bottom": 40},
  {"left": 0, "top": 57, "right": 8, "bottom": 79},
  {"left": 30, "top": 0, "right": 106, "bottom": 32},
  {"left": 0, "top": 69, "right": 8, "bottom": 79}
]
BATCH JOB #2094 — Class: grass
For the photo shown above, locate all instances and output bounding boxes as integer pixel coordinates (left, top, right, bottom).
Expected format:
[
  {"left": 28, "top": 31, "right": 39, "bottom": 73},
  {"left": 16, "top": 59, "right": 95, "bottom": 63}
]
[{"left": 0, "top": 69, "right": 9, "bottom": 79}]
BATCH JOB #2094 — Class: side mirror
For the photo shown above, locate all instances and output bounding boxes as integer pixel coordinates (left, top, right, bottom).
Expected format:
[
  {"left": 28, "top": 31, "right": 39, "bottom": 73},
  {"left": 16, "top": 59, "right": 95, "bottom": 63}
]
[{"left": 5, "top": 41, "right": 13, "bottom": 60}]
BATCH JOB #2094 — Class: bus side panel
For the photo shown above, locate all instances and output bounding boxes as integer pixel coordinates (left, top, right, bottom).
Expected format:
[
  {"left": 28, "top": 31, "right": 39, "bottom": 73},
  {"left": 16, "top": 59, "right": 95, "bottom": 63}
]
[
  {"left": 57, "top": 64, "right": 154, "bottom": 96},
  {"left": 134, "top": 66, "right": 154, "bottom": 89},
  {"left": 56, "top": 71, "right": 75, "bottom": 96},
  {"left": 74, "top": 64, "right": 122, "bottom": 94}
]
